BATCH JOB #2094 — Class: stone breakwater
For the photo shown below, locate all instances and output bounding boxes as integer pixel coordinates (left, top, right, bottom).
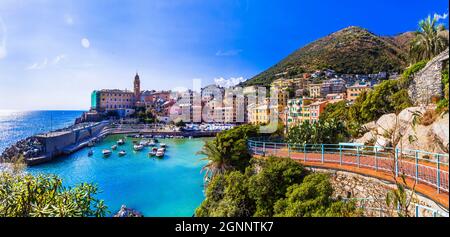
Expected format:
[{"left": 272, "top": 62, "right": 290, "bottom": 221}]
[
  {"left": 0, "top": 137, "right": 44, "bottom": 163},
  {"left": 0, "top": 121, "right": 110, "bottom": 165}
]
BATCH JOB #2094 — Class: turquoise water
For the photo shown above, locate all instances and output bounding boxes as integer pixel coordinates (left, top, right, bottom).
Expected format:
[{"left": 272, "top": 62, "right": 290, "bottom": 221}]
[
  {"left": 27, "top": 135, "right": 208, "bottom": 217},
  {"left": 0, "top": 110, "right": 84, "bottom": 153}
]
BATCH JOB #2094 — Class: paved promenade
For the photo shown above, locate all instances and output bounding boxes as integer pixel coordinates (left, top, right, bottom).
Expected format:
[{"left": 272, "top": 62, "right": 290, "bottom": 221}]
[{"left": 248, "top": 140, "right": 449, "bottom": 209}]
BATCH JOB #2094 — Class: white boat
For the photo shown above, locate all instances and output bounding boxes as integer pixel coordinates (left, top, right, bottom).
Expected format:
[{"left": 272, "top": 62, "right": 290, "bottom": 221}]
[
  {"left": 149, "top": 149, "right": 157, "bottom": 156},
  {"left": 111, "top": 145, "right": 118, "bottom": 150},
  {"left": 102, "top": 149, "right": 112, "bottom": 157},
  {"left": 160, "top": 143, "right": 167, "bottom": 148},
  {"left": 139, "top": 140, "right": 149, "bottom": 146},
  {"left": 133, "top": 144, "right": 144, "bottom": 151},
  {"left": 118, "top": 150, "right": 126, "bottom": 157},
  {"left": 155, "top": 148, "right": 165, "bottom": 158},
  {"left": 117, "top": 139, "right": 125, "bottom": 145}
]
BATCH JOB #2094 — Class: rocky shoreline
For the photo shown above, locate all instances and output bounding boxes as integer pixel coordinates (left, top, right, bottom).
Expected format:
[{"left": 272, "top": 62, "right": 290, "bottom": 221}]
[
  {"left": 0, "top": 137, "right": 44, "bottom": 163},
  {"left": 114, "top": 205, "right": 143, "bottom": 217}
]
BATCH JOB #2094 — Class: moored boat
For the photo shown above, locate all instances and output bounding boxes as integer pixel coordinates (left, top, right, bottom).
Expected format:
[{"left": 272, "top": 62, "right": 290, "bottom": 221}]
[
  {"left": 160, "top": 143, "right": 167, "bottom": 148},
  {"left": 133, "top": 144, "right": 144, "bottom": 151},
  {"left": 155, "top": 148, "right": 165, "bottom": 158},
  {"left": 118, "top": 150, "right": 126, "bottom": 156},
  {"left": 102, "top": 149, "right": 112, "bottom": 157},
  {"left": 111, "top": 145, "right": 118, "bottom": 150},
  {"left": 88, "top": 150, "right": 94, "bottom": 156},
  {"left": 139, "top": 140, "right": 149, "bottom": 146},
  {"left": 117, "top": 139, "right": 125, "bottom": 145},
  {"left": 149, "top": 150, "right": 157, "bottom": 156}
]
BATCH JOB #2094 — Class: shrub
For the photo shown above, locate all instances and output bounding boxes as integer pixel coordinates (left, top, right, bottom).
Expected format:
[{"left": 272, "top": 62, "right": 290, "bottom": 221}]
[{"left": 0, "top": 172, "right": 108, "bottom": 217}]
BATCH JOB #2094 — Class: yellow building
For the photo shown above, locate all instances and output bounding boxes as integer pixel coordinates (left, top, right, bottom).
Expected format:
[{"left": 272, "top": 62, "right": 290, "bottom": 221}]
[
  {"left": 95, "top": 89, "right": 135, "bottom": 111},
  {"left": 346, "top": 83, "right": 371, "bottom": 102}
]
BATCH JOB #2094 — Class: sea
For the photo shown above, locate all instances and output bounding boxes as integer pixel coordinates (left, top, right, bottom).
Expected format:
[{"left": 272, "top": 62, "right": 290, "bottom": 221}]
[
  {"left": 0, "top": 110, "right": 207, "bottom": 216},
  {"left": 0, "top": 110, "right": 84, "bottom": 153}
]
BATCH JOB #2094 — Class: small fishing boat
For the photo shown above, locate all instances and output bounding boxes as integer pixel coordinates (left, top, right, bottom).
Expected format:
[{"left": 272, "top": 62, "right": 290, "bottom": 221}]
[
  {"left": 160, "top": 143, "right": 167, "bottom": 148},
  {"left": 149, "top": 149, "right": 157, "bottom": 156},
  {"left": 102, "top": 149, "right": 112, "bottom": 157},
  {"left": 133, "top": 144, "right": 144, "bottom": 151},
  {"left": 118, "top": 150, "right": 126, "bottom": 157},
  {"left": 88, "top": 150, "right": 94, "bottom": 156},
  {"left": 117, "top": 139, "right": 125, "bottom": 145},
  {"left": 139, "top": 140, "right": 149, "bottom": 146},
  {"left": 155, "top": 148, "right": 165, "bottom": 158},
  {"left": 148, "top": 140, "right": 156, "bottom": 146},
  {"left": 111, "top": 145, "right": 118, "bottom": 150}
]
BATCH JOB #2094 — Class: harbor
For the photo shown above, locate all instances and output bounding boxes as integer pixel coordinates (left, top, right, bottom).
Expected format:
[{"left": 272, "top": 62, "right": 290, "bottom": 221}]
[
  {"left": 0, "top": 119, "right": 224, "bottom": 166},
  {"left": 26, "top": 134, "right": 209, "bottom": 217}
]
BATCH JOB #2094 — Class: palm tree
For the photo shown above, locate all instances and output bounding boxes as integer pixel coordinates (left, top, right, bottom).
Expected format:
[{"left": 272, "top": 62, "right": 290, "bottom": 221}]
[
  {"left": 197, "top": 140, "right": 232, "bottom": 181},
  {"left": 410, "top": 14, "right": 449, "bottom": 63}
]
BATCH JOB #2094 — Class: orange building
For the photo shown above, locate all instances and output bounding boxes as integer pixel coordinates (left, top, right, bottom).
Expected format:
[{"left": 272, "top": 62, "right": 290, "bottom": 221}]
[{"left": 346, "top": 83, "right": 371, "bottom": 102}]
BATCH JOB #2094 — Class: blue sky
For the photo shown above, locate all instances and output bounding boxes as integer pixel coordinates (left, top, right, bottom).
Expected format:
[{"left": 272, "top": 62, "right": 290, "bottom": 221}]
[{"left": 0, "top": 0, "right": 448, "bottom": 110}]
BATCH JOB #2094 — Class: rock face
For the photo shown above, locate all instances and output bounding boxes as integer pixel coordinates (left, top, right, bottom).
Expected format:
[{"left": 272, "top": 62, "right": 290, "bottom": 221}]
[
  {"left": 114, "top": 205, "right": 143, "bottom": 217},
  {"left": 408, "top": 48, "right": 449, "bottom": 106},
  {"left": 314, "top": 168, "right": 449, "bottom": 217},
  {"left": 354, "top": 107, "right": 449, "bottom": 155}
]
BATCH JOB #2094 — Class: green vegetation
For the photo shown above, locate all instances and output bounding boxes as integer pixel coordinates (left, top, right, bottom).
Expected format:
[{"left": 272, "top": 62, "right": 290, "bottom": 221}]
[
  {"left": 319, "top": 79, "right": 413, "bottom": 138},
  {"left": 195, "top": 157, "right": 357, "bottom": 217},
  {"left": 241, "top": 26, "right": 410, "bottom": 87},
  {"left": 287, "top": 119, "right": 348, "bottom": 145},
  {"left": 437, "top": 69, "right": 449, "bottom": 114},
  {"left": 410, "top": 15, "right": 448, "bottom": 63},
  {"left": 0, "top": 172, "right": 108, "bottom": 217},
  {"left": 136, "top": 110, "right": 155, "bottom": 124},
  {"left": 198, "top": 125, "right": 258, "bottom": 179},
  {"left": 175, "top": 120, "right": 186, "bottom": 127},
  {"left": 358, "top": 80, "right": 411, "bottom": 122},
  {"left": 274, "top": 173, "right": 358, "bottom": 217},
  {"left": 399, "top": 60, "right": 428, "bottom": 87}
]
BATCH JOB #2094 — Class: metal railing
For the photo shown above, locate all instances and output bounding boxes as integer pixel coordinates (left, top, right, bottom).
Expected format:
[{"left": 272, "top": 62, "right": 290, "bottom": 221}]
[
  {"left": 248, "top": 138, "right": 449, "bottom": 194},
  {"left": 342, "top": 198, "right": 449, "bottom": 217}
]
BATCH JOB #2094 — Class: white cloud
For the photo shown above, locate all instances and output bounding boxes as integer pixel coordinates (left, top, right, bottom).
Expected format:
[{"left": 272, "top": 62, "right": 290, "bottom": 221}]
[
  {"left": 26, "top": 54, "right": 66, "bottom": 70},
  {"left": 26, "top": 58, "right": 48, "bottom": 70},
  {"left": 0, "top": 16, "right": 7, "bottom": 59},
  {"left": 81, "top": 38, "right": 90, "bottom": 48},
  {"left": 52, "top": 54, "right": 66, "bottom": 64},
  {"left": 434, "top": 12, "right": 448, "bottom": 21},
  {"left": 215, "top": 49, "right": 242, "bottom": 56},
  {"left": 214, "top": 76, "right": 245, "bottom": 88},
  {"left": 64, "top": 14, "right": 74, "bottom": 25}
]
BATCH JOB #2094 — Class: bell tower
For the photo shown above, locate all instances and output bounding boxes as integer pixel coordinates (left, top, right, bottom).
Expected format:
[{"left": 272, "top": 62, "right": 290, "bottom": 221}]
[{"left": 134, "top": 73, "right": 141, "bottom": 101}]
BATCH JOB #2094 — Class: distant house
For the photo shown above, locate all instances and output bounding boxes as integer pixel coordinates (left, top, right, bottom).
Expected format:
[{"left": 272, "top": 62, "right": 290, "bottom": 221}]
[{"left": 346, "top": 82, "right": 371, "bottom": 102}]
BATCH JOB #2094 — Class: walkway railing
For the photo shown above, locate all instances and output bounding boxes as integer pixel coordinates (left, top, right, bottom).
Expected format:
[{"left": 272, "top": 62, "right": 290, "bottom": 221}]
[{"left": 248, "top": 138, "right": 449, "bottom": 194}]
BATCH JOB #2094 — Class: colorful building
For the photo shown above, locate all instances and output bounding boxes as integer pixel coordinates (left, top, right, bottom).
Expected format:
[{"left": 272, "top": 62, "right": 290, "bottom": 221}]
[
  {"left": 346, "top": 82, "right": 371, "bottom": 102},
  {"left": 286, "top": 97, "right": 328, "bottom": 126}
]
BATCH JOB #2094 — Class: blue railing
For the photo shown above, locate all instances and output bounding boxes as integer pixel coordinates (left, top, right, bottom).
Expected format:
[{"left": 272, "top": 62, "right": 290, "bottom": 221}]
[{"left": 248, "top": 138, "right": 449, "bottom": 194}]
